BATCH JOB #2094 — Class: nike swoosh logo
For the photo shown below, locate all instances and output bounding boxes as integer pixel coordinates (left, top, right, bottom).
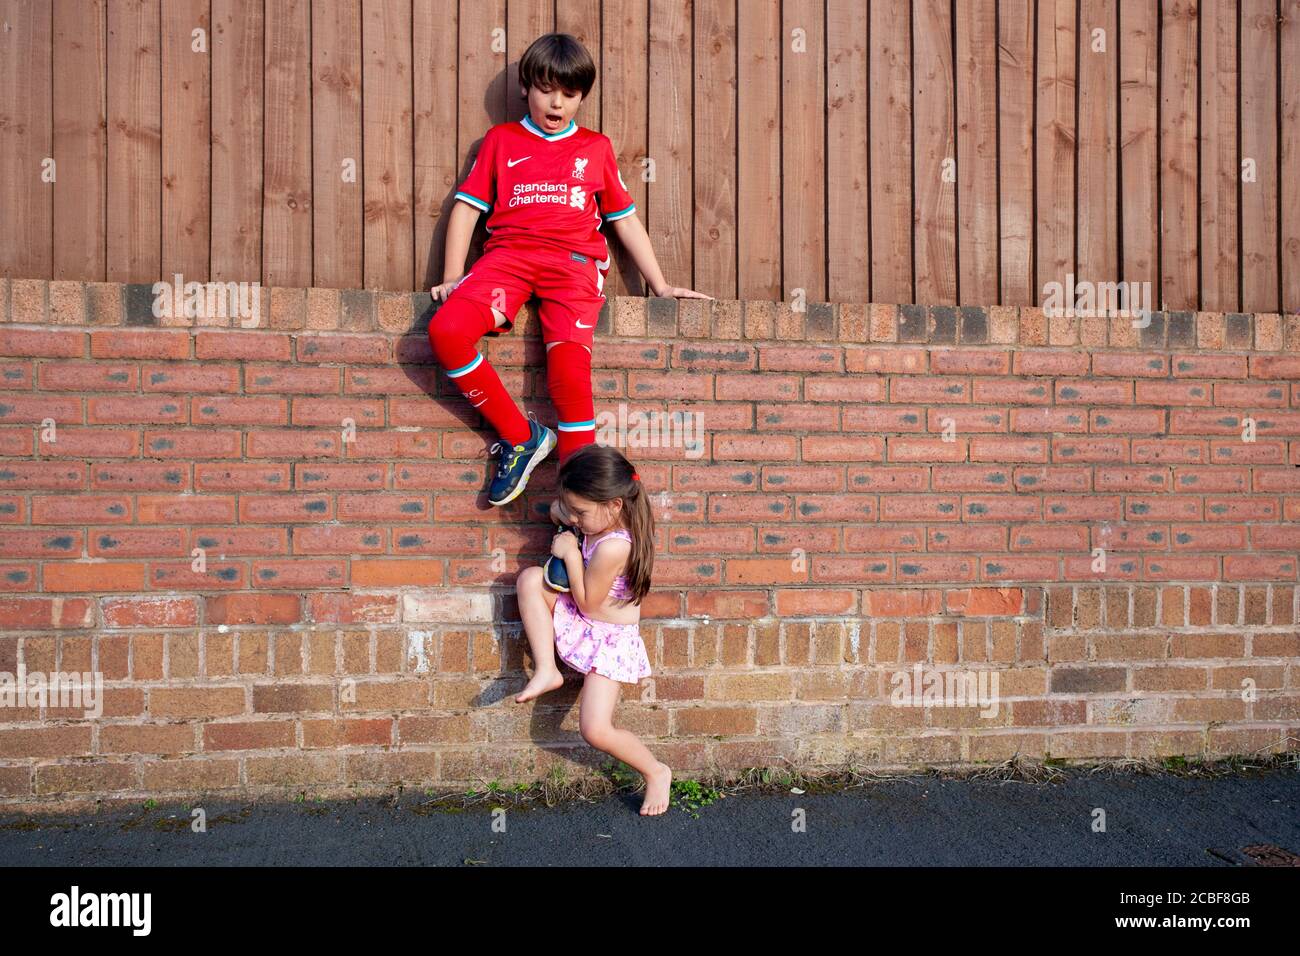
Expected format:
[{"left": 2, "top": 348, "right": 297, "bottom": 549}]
[
  {"left": 576, "top": 320, "right": 594, "bottom": 328},
  {"left": 507, "top": 156, "right": 531, "bottom": 167}
]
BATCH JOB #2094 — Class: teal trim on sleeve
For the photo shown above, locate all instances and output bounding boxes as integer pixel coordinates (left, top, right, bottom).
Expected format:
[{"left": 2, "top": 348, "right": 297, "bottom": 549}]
[{"left": 455, "top": 191, "right": 490, "bottom": 213}]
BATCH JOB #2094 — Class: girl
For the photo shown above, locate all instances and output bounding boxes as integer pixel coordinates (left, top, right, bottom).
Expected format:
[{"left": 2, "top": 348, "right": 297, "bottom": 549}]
[{"left": 513, "top": 443, "right": 671, "bottom": 816}]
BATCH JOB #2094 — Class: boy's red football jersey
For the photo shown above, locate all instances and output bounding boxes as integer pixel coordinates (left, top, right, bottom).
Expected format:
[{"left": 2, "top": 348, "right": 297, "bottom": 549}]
[{"left": 454, "top": 115, "right": 638, "bottom": 264}]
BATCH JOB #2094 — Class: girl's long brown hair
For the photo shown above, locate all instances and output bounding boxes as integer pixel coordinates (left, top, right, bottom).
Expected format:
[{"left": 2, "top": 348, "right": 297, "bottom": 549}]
[{"left": 557, "top": 444, "right": 653, "bottom": 607}]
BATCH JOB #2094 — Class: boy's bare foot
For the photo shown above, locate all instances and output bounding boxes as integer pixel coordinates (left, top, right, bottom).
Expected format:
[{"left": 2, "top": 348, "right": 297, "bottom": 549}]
[
  {"left": 515, "top": 668, "right": 565, "bottom": 703},
  {"left": 640, "top": 762, "right": 672, "bottom": 816}
]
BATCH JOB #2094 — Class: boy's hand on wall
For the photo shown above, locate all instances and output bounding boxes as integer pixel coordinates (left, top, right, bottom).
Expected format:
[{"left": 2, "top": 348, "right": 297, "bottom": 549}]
[
  {"left": 430, "top": 276, "right": 465, "bottom": 302},
  {"left": 652, "top": 284, "right": 713, "bottom": 300}
]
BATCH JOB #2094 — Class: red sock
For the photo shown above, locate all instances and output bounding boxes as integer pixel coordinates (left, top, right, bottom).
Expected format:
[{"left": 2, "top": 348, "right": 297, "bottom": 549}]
[
  {"left": 546, "top": 341, "right": 596, "bottom": 462},
  {"left": 429, "top": 297, "right": 531, "bottom": 445}
]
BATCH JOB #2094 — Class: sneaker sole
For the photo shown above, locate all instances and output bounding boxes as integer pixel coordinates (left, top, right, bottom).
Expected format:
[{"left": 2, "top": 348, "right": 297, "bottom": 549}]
[{"left": 488, "top": 427, "right": 557, "bottom": 506}]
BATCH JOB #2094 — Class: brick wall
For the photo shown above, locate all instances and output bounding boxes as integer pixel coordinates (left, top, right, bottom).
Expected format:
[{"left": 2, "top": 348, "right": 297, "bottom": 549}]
[{"left": 0, "top": 276, "right": 1297, "bottom": 809}]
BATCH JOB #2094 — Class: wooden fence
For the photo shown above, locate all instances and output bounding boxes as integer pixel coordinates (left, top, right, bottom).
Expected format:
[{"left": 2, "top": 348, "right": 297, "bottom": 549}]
[{"left": 1, "top": 0, "right": 1297, "bottom": 311}]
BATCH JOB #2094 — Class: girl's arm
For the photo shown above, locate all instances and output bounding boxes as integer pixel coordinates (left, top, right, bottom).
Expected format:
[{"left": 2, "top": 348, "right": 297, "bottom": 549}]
[
  {"left": 563, "top": 537, "right": 630, "bottom": 617},
  {"left": 610, "top": 214, "right": 712, "bottom": 299}
]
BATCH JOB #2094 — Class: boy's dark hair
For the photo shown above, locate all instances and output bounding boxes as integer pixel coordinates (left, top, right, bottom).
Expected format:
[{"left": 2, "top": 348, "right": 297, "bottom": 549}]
[
  {"left": 557, "top": 443, "right": 653, "bottom": 607},
  {"left": 518, "top": 33, "right": 596, "bottom": 98}
]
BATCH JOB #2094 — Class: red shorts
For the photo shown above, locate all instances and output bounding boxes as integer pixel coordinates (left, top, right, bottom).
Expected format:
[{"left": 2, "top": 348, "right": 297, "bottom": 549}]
[{"left": 446, "top": 241, "right": 610, "bottom": 350}]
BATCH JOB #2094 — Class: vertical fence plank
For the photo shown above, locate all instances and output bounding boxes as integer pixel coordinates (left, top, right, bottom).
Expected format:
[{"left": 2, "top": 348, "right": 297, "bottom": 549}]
[
  {"left": 557, "top": 1, "right": 602, "bottom": 130},
  {"left": 507, "top": 0, "right": 552, "bottom": 126},
  {"left": 998, "top": 0, "right": 1034, "bottom": 305},
  {"left": 0, "top": 0, "right": 52, "bottom": 280},
  {"left": 160, "top": 0, "right": 211, "bottom": 284},
  {"left": 211, "top": 0, "right": 263, "bottom": 282},
  {"left": 597, "top": 0, "right": 647, "bottom": 297},
  {"left": 414, "top": 0, "right": 456, "bottom": 291},
  {"left": 1160, "top": 0, "right": 1199, "bottom": 310},
  {"left": 107, "top": 0, "right": 160, "bottom": 284},
  {"left": 263, "top": 0, "right": 312, "bottom": 287},
  {"left": 458, "top": 0, "right": 505, "bottom": 130},
  {"left": 1120, "top": 0, "right": 1158, "bottom": 297},
  {"left": 458, "top": 0, "right": 505, "bottom": 268},
  {"left": 314, "top": 0, "right": 363, "bottom": 290},
  {"left": 781, "top": 0, "right": 825, "bottom": 301},
  {"left": 649, "top": 0, "right": 693, "bottom": 291},
  {"left": 1076, "top": 0, "right": 1118, "bottom": 292},
  {"left": 362, "top": 0, "right": 413, "bottom": 292},
  {"left": 1240, "top": 0, "right": 1278, "bottom": 312},
  {"left": 53, "top": 0, "right": 107, "bottom": 282},
  {"left": 1199, "top": 0, "right": 1240, "bottom": 312},
  {"left": 1278, "top": 0, "right": 1298, "bottom": 313},
  {"left": 695, "top": 0, "right": 738, "bottom": 300},
  {"left": 1036, "top": 0, "right": 1076, "bottom": 305},
  {"left": 913, "top": 0, "right": 956, "bottom": 304},
  {"left": 956, "top": 0, "right": 998, "bottom": 305},
  {"left": 869, "top": 0, "right": 913, "bottom": 304},
  {"left": 737, "top": 0, "right": 781, "bottom": 300},
  {"left": 827, "top": 0, "right": 869, "bottom": 303}
]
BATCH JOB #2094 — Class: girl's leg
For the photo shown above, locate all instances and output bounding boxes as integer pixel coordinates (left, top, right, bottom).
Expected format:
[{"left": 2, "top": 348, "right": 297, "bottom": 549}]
[
  {"left": 514, "top": 565, "right": 566, "bottom": 702},
  {"left": 579, "top": 672, "right": 672, "bottom": 815}
]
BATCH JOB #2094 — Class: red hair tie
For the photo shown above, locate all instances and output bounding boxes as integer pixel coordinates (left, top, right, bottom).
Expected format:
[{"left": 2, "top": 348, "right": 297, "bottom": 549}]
[{"left": 631, "top": 472, "right": 640, "bottom": 481}]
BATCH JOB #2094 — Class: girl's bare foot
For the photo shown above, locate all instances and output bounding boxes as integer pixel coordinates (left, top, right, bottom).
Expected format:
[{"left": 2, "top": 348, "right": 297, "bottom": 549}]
[
  {"left": 640, "top": 762, "right": 672, "bottom": 816},
  {"left": 515, "top": 668, "right": 565, "bottom": 703}
]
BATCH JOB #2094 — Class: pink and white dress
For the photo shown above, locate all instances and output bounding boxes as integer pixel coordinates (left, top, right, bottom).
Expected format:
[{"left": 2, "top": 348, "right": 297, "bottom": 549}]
[{"left": 552, "top": 528, "right": 651, "bottom": 684}]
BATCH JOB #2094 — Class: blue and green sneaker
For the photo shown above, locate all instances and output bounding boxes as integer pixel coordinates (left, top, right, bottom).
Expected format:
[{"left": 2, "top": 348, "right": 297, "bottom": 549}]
[
  {"left": 543, "top": 523, "right": 581, "bottom": 592},
  {"left": 487, "top": 416, "right": 557, "bottom": 507}
]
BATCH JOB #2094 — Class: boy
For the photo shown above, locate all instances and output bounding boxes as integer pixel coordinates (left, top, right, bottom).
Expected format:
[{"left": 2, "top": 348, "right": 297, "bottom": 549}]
[{"left": 429, "top": 32, "right": 710, "bottom": 507}]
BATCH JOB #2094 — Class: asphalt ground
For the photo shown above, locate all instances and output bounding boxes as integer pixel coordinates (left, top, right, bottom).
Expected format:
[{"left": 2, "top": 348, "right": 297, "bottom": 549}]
[{"left": 1, "top": 765, "right": 1296, "bottom": 867}]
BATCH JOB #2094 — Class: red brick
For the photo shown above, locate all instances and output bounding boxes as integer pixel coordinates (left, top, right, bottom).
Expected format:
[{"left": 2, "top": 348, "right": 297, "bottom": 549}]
[
  {"left": 149, "top": 686, "right": 246, "bottom": 719},
  {"left": 206, "top": 593, "right": 302, "bottom": 625},
  {"left": 36, "top": 762, "right": 137, "bottom": 795},
  {"left": 101, "top": 595, "right": 198, "bottom": 632},
  {"left": 101, "top": 724, "right": 197, "bottom": 755},
  {"left": 245, "top": 754, "right": 344, "bottom": 786},
  {"left": 0, "top": 597, "right": 95, "bottom": 629},
  {"left": 141, "top": 758, "right": 240, "bottom": 792},
  {"left": 0, "top": 327, "right": 84, "bottom": 358},
  {"left": 203, "top": 721, "right": 296, "bottom": 751},
  {"left": 303, "top": 718, "right": 394, "bottom": 747},
  {"left": 89, "top": 329, "right": 190, "bottom": 360},
  {"left": 0, "top": 726, "right": 93, "bottom": 758},
  {"left": 252, "top": 683, "right": 334, "bottom": 714}
]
